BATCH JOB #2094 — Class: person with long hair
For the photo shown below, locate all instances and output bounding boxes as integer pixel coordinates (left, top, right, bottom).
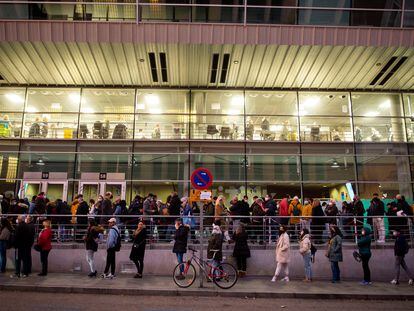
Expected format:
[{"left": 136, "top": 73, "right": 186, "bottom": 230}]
[
  {"left": 271, "top": 225, "right": 290, "bottom": 282},
  {"left": 0, "top": 218, "right": 13, "bottom": 273},
  {"left": 129, "top": 221, "right": 147, "bottom": 278},
  {"left": 85, "top": 219, "right": 104, "bottom": 277},
  {"left": 299, "top": 228, "right": 312, "bottom": 282},
  {"left": 326, "top": 225, "right": 343, "bottom": 283},
  {"left": 37, "top": 220, "right": 52, "bottom": 276},
  {"left": 232, "top": 224, "right": 250, "bottom": 277},
  {"left": 214, "top": 195, "right": 231, "bottom": 242},
  {"left": 311, "top": 199, "right": 325, "bottom": 244}
]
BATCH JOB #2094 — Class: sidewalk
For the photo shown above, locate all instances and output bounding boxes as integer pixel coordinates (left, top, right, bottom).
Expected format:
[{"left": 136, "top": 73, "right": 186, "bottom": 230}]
[{"left": 0, "top": 273, "right": 413, "bottom": 300}]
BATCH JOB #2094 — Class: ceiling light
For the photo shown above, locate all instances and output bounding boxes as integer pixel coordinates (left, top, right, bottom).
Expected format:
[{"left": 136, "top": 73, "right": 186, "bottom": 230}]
[
  {"left": 380, "top": 100, "right": 391, "bottom": 109},
  {"left": 233, "top": 60, "right": 239, "bottom": 64},
  {"left": 139, "top": 59, "right": 145, "bottom": 62},
  {"left": 340, "top": 95, "right": 347, "bottom": 99},
  {"left": 69, "top": 93, "right": 80, "bottom": 104},
  {"left": 262, "top": 94, "right": 271, "bottom": 98},
  {"left": 275, "top": 94, "right": 285, "bottom": 98},
  {"left": 364, "top": 111, "right": 379, "bottom": 117},
  {"left": 231, "top": 96, "right": 244, "bottom": 106},
  {"left": 248, "top": 93, "right": 258, "bottom": 98},
  {"left": 227, "top": 109, "right": 240, "bottom": 115},
  {"left": 51, "top": 103, "right": 61, "bottom": 109},
  {"left": 36, "top": 159, "right": 45, "bottom": 166},
  {"left": 304, "top": 97, "right": 320, "bottom": 106},
  {"left": 330, "top": 161, "right": 340, "bottom": 168},
  {"left": 81, "top": 107, "right": 94, "bottom": 113},
  {"left": 26, "top": 106, "right": 38, "bottom": 113},
  {"left": 299, "top": 109, "right": 307, "bottom": 116},
  {"left": 5, "top": 93, "right": 24, "bottom": 104},
  {"left": 136, "top": 103, "right": 146, "bottom": 110},
  {"left": 54, "top": 91, "right": 64, "bottom": 96},
  {"left": 146, "top": 94, "right": 159, "bottom": 106},
  {"left": 93, "top": 91, "right": 102, "bottom": 96},
  {"left": 211, "top": 103, "right": 221, "bottom": 110},
  {"left": 149, "top": 108, "right": 161, "bottom": 114}
]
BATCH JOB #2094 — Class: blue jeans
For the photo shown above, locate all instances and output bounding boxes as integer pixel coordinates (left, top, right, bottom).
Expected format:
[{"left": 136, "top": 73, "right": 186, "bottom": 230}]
[
  {"left": 176, "top": 253, "right": 184, "bottom": 273},
  {"left": 303, "top": 252, "right": 312, "bottom": 280},
  {"left": 331, "top": 261, "right": 340, "bottom": 282},
  {"left": 0, "top": 240, "right": 7, "bottom": 272},
  {"left": 208, "top": 259, "right": 219, "bottom": 278}
]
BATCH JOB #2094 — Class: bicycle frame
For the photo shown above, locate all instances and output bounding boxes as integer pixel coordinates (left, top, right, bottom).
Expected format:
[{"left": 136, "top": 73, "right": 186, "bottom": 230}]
[{"left": 186, "top": 250, "right": 226, "bottom": 280}]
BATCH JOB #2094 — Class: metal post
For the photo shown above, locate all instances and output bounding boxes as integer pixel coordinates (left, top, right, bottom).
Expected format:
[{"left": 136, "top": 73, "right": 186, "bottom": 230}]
[{"left": 198, "top": 201, "right": 204, "bottom": 288}]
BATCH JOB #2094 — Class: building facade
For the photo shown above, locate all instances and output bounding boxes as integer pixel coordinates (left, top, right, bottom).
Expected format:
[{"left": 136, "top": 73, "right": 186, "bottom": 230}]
[{"left": 0, "top": 1, "right": 414, "bottom": 204}]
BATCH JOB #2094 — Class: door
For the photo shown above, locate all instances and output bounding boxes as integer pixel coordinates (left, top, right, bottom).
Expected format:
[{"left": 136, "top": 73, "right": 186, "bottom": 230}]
[
  {"left": 104, "top": 182, "right": 126, "bottom": 200},
  {"left": 22, "top": 181, "right": 41, "bottom": 200},
  {"left": 44, "top": 182, "right": 68, "bottom": 202},
  {"left": 79, "top": 182, "right": 100, "bottom": 202}
]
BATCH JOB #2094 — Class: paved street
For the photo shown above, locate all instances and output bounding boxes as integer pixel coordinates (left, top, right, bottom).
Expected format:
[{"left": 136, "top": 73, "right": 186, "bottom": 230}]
[{"left": 0, "top": 291, "right": 413, "bottom": 311}]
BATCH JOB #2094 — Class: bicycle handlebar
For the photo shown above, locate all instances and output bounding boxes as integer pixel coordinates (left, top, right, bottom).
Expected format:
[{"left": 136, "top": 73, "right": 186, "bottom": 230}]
[{"left": 188, "top": 247, "right": 198, "bottom": 253}]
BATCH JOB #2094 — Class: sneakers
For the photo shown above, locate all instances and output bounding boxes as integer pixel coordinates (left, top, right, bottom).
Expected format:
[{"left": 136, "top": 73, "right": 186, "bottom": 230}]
[
  {"left": 271, "top": 276, "right": 277, "bottom": 282},
  {"left": 409, "top": 279, "right": 413, "bottom": 285},
  {"left": 281, "top": 277, "right": 290, "bottom": 282},
  {"left": 390, "top": 279, "right": 399, "bottom": 285},
  {"left": 102, "top": 273, "right": 114, "bottom": 279},
  {"left": 88, "top": 271, "right": 97, "bottom": 278},
  {"left": 360, "top": 281, "right": 371, "bottom": 285},
  {"left": 10, "top": 273, "right": 20, "bottom": 279},
  {"left": 133, "top": 273, "right": 142, "bottom": 279}
]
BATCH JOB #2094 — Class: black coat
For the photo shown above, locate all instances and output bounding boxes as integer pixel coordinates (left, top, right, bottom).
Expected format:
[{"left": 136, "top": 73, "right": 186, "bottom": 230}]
[
  {"left": 76, "top": 201, "right": 90, "bottom": 224},
  {"left": 129, "top": 228, "right": 147, "bottom": 260},
  {"left": 15, "top": 222, "right": 35, "bottom": 249},
  {"left": 173, "top": 225, "right": 189, "bottom": 254},
  {"left": 232, "top": 231, "right": 250, "bottom": 258},
  {"left": 85, "top": 226, "right": 101, "bottom": 252},
  {"left": 207, "top": 233, "right": 223, "bottom": 261}
]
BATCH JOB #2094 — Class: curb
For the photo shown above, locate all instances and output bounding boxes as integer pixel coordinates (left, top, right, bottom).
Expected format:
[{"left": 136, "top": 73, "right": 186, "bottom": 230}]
[{"left": 1, "top": 284, "right": 414, "bottom": 300}]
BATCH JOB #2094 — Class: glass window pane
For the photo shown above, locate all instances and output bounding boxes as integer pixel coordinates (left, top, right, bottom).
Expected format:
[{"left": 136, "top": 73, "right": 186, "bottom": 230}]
[
  {"left": 247, "top": 155, "right": 300, "bottom": 182},
  {"left": 352, "top": 93, "right": 403, "bottom": 117},
  {"left": 298, "top": 9, "right": 350, "bottom": 26},
  {"left": 136, "top": 90, "right": 189, "bottom": 114},
  {"left": 131, "top": 181, "right": 189, "bottom": 201},
  {"left": 405, "top": 118, "right": 414, "bottom": 142},
  {"left": 245, "top": 91, "right": 297, "bottom": 115},
  {"left": 247, "top": 182, "right": 301, "bottom": 201},
  {"left": 300, "top": 117, "right": 353, "bottom": 142},
  {"left": 246, "top": 142, "right": 300, "bottom": 155},
  {"left": 26, "top": 88, "right": 81, "bottom": 113},
  {"left": 353, "top": 117, "right": 406, "bottom": 142},
  {"left": 357, "top": 155, "right": 410, "bottom": 182},
  {"left": 19, "top": 153, "right": 76, "bottom": 179},
  {"left": 302, "top": 156, "right": 355, "bottom": 181},
  {"left": 246, "top": 8, "right": 296, "bottom": 24},
  {"left": 298, "top": 92, "right": 350, "bottom": 116},
  {"left": 191, "top": 142, "right": 244, "bottom": 154},
  {"left": 404, "top": 12, "right": 414, "bottom": 27},
  {"left": 302, "top": 182, "right": 356, "bottom": 202},
  {"left": 79, "top": 114, "right": 134, "bottom": 139},
  {"left": 210, "top": 182, "right": 246, "bottom": 203},
  {"left": 135, "top": 114, "right": 188, "bottom": 140},
  {"left": 81, "top": 88, "right": 135, "bottom": 113},
  {"left": 191, "top": 91, "right": 244, "bottom": 115},
  {"left": 0, "top": 112, "right": 23, "bottom": 138},
  {"left": 358, "top": 183, "right": 412, "bottom": 200},
  {"left": 77, "top": 141, "right": 132, "bottom": 153},
  {"left": 23, "top": 113, "right": 78, "bottom": 139},
  {"left": 191, "top": 154, "right": 245, "bottom": 181},
  {"left": 190, "top": 115, "right": 244, "bottom": 140},
  {"left": 0, "top": 153, "right": 19, "bottom": 180},
  {"left": 133, "top": 154, "right": 187, "bottom": 181},
  {"left": 301, "top": 143, "right": 354, "bottom": 155},
  {"left": 403, "top": 94, "right": 414, "bottom": 117},
  {"left": 0, "top": 88, "right": 26, "bottom": 112},
  {"left": 246, "top": 116, "right": 298, "bottom": 141},
  {"left": 76, "top": 153, "right": 131, "bottom": 179}
]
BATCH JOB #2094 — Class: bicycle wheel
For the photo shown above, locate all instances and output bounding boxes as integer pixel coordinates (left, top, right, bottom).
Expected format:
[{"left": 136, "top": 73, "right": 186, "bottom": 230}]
[
  {"left": 212, "top": 262, "right": 238, "bottom": 289},
  {"left": 172, "top": 262, "right": 197, "bottom": 288}
]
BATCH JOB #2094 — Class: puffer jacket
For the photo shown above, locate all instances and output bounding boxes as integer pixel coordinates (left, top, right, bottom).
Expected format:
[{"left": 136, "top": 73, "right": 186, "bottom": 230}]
[
  {"left": 357, "top": 225, "right": 372, "bottom": 256},
  {"left": 299, "top": 233, "right": 311, "bottom": 255},
  {"left": 327, "top": 235, "right": 343, "bottom": 262}
]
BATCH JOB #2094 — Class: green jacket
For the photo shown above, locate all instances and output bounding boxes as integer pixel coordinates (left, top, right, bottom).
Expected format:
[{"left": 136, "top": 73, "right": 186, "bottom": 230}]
[
  {"left": 328, "top": 235, "right": 343, "bottom": 262},
  {"left": 357, "top": 226, "right": 372, "bottom": 256}
]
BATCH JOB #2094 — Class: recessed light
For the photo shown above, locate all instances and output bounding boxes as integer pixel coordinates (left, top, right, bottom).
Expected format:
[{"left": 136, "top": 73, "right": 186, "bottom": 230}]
[
  {"left": 376, "top": 63, "right": 382, "bottom": 66},
  {"left": 139, "top": 59, "right": 145, "bottom": 62},
  {"left": 233, "top": 60, "right": 239, "bottom": 64}
]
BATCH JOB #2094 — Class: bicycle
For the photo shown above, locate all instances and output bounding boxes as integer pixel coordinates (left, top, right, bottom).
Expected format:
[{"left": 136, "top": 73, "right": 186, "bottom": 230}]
[{"left": 172, "top": 247, "right": 238, "bottom": 289}]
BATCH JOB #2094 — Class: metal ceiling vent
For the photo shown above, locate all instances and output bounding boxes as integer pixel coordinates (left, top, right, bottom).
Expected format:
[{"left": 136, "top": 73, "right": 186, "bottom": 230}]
[
  {"left": 0, "top": 74, "right": 5, "bottom": 82},
  {"left": 370, "top": 56, "right": 408, "bottom": 86},
  {"left": 209, "top": 53, "right": 231, "bottom": 84},
  {"left": 159, "top": 52, "right": 168, "bottom": 83},
  {"left": 148, "top": 52, "right": 158, "bottom": 83},
  {"left": 220, "top": 53, "right": 230, "bottom": 84},
  {"left": 210, "top": 53, "right": 220, "bottom": 83}
]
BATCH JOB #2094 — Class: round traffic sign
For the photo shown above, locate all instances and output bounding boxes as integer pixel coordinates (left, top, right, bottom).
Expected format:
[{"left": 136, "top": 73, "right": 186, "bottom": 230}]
[{"left": 190, "top": 168, "right": 213, "bottom": 190}]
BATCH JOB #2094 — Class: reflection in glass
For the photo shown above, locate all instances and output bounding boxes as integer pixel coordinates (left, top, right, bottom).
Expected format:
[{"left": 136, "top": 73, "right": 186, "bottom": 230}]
[
  {"left": 301, "top": 156, "right": 355, "bottom": 181},
  {"left": 298, "top": 92, "right": 350, "bottom": 116},
  {"left": 302, "top": 183, "right": 356, "bottom": 201},
  {"left": 191, "top": 154, "right": 245, "bottom": 181},
  {"left": 403, "top": 94, "right": 414, "bottom": 118},
  {"left": 77, "top": 153, "right": 131, "bottom": 179},
  {"left": 192, "top": 91, "right": 244, "bottom": 115},
  {"left": 23, "top": 113, "right": 78, "bottom": 139},
  {"left": 352, "top": 93, "right": 403, "bottom": 117},
  {"left": 191, "top": 115, "right": 244, "bottom": 140},
  {"left": 0, "top": 113, "right": 22, "bottom": 138},
  {"left": 358, "top": 183, "right": 412, "bottom": 200},
  {"left": 246, "top": 116, "right": 298, "bottom": 141},
  {"left": 0, "top": 88, "right": 26, "bottom": 112},
  {"left": 135, "top": 114, "right": 188, "bottom": 140},
  {"left": 18, "top": 153, "right": 75, "bottom": 178},
  {"left": 300, "top": 117, "right": 353, "bottom": 142},
  {"left": 245, "top": 91, "right": 297, "bottom": 115},
  {"left": 357, "top": 155, "right": 410, "bottom": 182},
  {"left": 79, "top": 113, "right": 134, "bottom": 139},
  {"left": 136, "top": 90, "right": 189, "bottom": 114},
  {"left": 26, "top": 88, "right": 81, "bottom": 113},
  {"left": 81, "top": 89, "right": 135, "bottom": 113},
  {"left": 133, "top": 154, "right": 187, "bottom": 180},
  {"left": 353, "top": 117, "right": 406, "bottom": 142},
  {"left": 247, "top": 155, "right": 300, "bottom": 181}
]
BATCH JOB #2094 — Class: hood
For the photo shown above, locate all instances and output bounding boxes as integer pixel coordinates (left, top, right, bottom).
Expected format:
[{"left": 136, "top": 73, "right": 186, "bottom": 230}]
[
  {"left": 363, "top": 224, "right": 372, "bottom": 235},
  {"left": 301, "top": 233, "right": 310, "bottom": 241},
  {"left": 212, "top": 223, "right": 221, "bottom": 235}
]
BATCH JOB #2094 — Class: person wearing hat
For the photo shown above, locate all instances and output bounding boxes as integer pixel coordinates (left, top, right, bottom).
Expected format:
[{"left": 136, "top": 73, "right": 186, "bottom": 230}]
[
  {"left": 357, "top": 225, "right": 372, "bottom": 285},
  {"left": 207, "top": 220, "right": 223, "bottom": 280},
  {"left": 102, "top": 218, "right": 119, "bottom": 279}
]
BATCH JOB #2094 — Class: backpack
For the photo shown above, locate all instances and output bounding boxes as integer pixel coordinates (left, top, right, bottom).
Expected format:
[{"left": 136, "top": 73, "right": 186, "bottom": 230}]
[
  {"left": 6, "top": 229, "right": 16, "bottom": 249},
  {"left": 111, "top": 228, "right": 121, "bottom": 252},
  {"left": 120, "top": 205, "right": 129, "bottom": 224},
  {"left": 28, "top": 123, "right": 41, "bottom": 137},
  {"left": 292, "top": 203, "right": 301, "bottom": 216},
  {"left": 310, "top": 243, "right": 317, "bottom": 256},
  {"left": 112, "top": 124, "right": 127, "bottom": 139}
]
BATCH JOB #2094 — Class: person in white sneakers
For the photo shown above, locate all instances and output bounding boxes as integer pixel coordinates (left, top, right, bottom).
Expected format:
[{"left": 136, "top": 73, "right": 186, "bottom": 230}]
[
  {"left": 391, "top": 228, "right": 413, "bottom": 285},
  {"left": 271, "top": 225, "right": 290, "bottom": 282}
]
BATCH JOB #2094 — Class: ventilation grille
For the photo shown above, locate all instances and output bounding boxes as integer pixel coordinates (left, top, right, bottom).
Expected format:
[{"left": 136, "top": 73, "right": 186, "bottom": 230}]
[
  {"left": 210, "top": 53, "right": 219, "bottom": 83},
  {"left": 220, "top": 54, "right": 230, "bottom": 84},
  {"left": 148, "top": 52, "right": 158, "bottom": 83},
  {"left": 370, "top": 56, "right": 408, "bottom": 86},
  {"left": 159, "top": 52, "right": 168, "bottom": 83},
  {"left": 209, "top": 53, "right": 231, "bottom": 84},
  {"left": 0, "top": 74, "right": 5, "bottom": 82}
]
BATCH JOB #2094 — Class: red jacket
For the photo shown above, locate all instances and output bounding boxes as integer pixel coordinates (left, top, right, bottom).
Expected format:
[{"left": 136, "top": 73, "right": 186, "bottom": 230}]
[
  {"left": 279, "top": 198, "right": 289, "bottom": 217},
  {"left": 38, "top": 228, "right": 52, "bottom": 251}
]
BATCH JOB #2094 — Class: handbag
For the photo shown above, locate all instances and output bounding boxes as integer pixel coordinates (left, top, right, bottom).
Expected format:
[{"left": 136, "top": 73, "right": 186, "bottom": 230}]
[
  {"left": 353, "top": 251, "right": 362, "bottom": 262},
  {"left": 34, "top": 244, "right": 42, "bottom": 252}
]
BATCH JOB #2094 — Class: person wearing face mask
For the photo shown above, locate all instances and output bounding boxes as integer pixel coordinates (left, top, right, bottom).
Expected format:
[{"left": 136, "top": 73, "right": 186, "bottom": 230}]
[
  {"left": 326, "top": 225, "right": 343, "bottom": 283},
  {"left": 172, "top": 218, "right": 189, "bottom": 280},
  {"left": 271, "top": 225, "right": 290, "bottom": 283},
  {"left": 357, "top": 225, "right": 372, "bottom": 285},
  {"left": 11, "top": 215, "right": 34, "bottom": 278},
  {"left": 76, "top": 194, "right": 89, "bottom": 242},
  {"left": 390, "top": 228, "right": 413, "bottom": 285},
  {"left": 299, "top": 228, "right": 312, "bottom": 282},
  {"left": 301, "top": 199, "right": 312, "bottom": 232}
]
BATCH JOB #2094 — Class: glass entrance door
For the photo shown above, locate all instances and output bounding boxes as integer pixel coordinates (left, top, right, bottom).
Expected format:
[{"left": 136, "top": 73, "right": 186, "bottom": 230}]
[
  {"left": 45, "top": 182, "right": 67, "bottom": 202},
  {"left": 104, "top": 182, "right": 126, "bottom": 200},
  {"left": 23, "top": 182, "right": 41, "bottom": 199},
  {"left": 79, "top": 183, "right": 99, "bottom": 202}
]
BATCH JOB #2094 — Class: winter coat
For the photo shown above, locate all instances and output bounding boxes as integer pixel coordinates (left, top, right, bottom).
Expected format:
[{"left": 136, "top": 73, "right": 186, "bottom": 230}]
[
  {"left": 264, "top": 199, "right": 277, "bottom": 216},
  {"left": 37, "top": 228, "right": 52, "bottom": 251},
  {"left": 357, "top": 226, "right": 372, "bottom": 256},
  {"left": 327, "top": 235, "right": 343, "bottom": 262},
  {"left": 0, "top": 226, "right": 11, "bottom": 241},
  {"left": 324, "top": 204, "right": 339, "bottom": 224},
  {"left": 232, "top": 231, "right": 250, "bottom": 258},
  {"left": 394, "top": 235, "right": 409, "bottom": 257},
  {"left": 301, "top": 204, "right": 313, "bottom": 219},
  {"left": 207, "top": 233, "right": 223, "bottom": 261},
  {"left": 279, "top": 198, "right": 289, "bottom": 217},
  {"left": 312, "top": 204, "right": 325, "bottom": 226},
  {"left": 276, "top": 232, "right": 290, "bottom": 263},
  {"left": 14, "top": 222, "right": 35, "bottom": 249},
  {"left": 71, "top": 200, "right": 79, "bottom": 224},
  {"left": 299, "top": 234, "right": 311, "bottom": 255},
  {"left": 173, "top": 225, "right": 189, "bottom": 254},
  {"left": 288, "top": 201, "right": 302, "bottom": 224},
  {"left": 370, "top": 198, "right": 385, "bottom": 216},
  {"left": 76, "top": 201, "right": 89, "bottom": 224},
  {"left": 214, "top": 202, "right": 228, "bottom": 221},
  {"left": 85, "top": 225, "right": 103, "bottom": 252},
  {"left": 129, "top": 228, "right": 147, "bottom": 260},
  {"left": 107, "top": 226, "right": 119, "bottom": 250}
]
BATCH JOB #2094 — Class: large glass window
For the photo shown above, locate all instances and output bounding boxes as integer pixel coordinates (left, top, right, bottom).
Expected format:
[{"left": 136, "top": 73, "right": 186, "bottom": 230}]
[
  {"left": 300, "top": 117, "right": 353, "bottom": 142},
  {"left": 353, "top": 117, "right": 406, "bottom": 142},
  {"left": 301, "top": 155, "right": 355, "bottom": 181},
  {"left": 245, "top": 91, "right": 297, "bottom": 116},
  {"left": 26, "top": 88, "right": 81, "bottom": 113},
  {"left": 135, "top": 114, "right": 188, "bottom": 140},
  {"left": 0, "top": 88, "right": 26, "bottom": 112},
  {"left": 23, "top": 113, "right": 78, "bottom": 139},
  {"left": 191, "top": 115, "right": 244, "bottom": 140},
  {"left": 79, "top": 113, "right": 134, "bottom": 139},
  {"left": 136, "top": 90, "right": 189, "bottom": 114},
  {"left": 299, "top": 92, "right": 350, "bottom": 116},
  {"left": 352, "top": 93, "right": 403, "bottom": 117}
]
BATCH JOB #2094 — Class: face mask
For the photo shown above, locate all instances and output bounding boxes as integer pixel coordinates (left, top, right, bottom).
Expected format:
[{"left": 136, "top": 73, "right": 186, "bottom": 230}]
[
  {"left": 304, "top": 201, "right": 309, "bottom": 205},
  {"left": 393, "top": 231, "right": 398, "bottom": 237},
  {"left": 16, "top": 219, "right": 19, "bottom": 224}
]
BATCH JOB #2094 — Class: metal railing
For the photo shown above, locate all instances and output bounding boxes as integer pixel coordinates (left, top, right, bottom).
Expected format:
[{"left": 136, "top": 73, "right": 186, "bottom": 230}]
[
  {"left": 1, "top": 214, "right": 413, "bottom": 248},
  {"left": 0, "top": 1, "right": 413, "bottom": 28}
]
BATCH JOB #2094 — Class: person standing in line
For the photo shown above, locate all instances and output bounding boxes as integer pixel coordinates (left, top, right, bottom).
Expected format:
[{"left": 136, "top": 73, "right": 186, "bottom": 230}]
[
  {"left": 129, "top": 221, "right": 147, "bottom": 279},
  {"left": 271, "top": 225, "right": 290, "bottom": 283},
  {"left": 390, "top": 228, "right": 413, "bottom": 285},
  {"left": 288, "top": 196, "right": 302, "bottom": 240},
  {"left": 102, "top": 218, "right": 120, "bottom": 279},
  {"left": 0, "top": 218, "right": 13, "bottom": 273},
  {"left": 299, "top": 228, "right": 312, "bottom": 282},
  {"left": 101, "top": 192, "right": 114, "bottom": 225},
  {"left": 327, "top": 225, "right": 343, "bottom": 283},
  {"left": 370, "top": 193, "right": 385, "bottom": 243},
  {"left": 311, "top": 199, "right": 325, "bottom": 244},
  {"left": 214, "top": 196, "right": 231, "bottom": 242},
  {"left": 207, "top": 221, "right": 223, "bottom": 280},
  {"left": 12, "top": 215, "right": 34, "bottom": 278},
  {"left": 232, "top": 224, "right": 250, "bottom": 278},
  {"left": 301, "top": 199, "right": 313, "bottom": 232},
  {"left": 172, "top": 218, "right": 189, "bottom": 280},
  {"left": 76, "top": 194, "right": 89, "bottom": 242},
  {"left": 278, "top": 195, "right": 290, "bottom": 226},
  {"left": 357, "top": 225, "right": 372, "bottom": 285},
  {"left": 85, "top": 219, "right": 104, "bottom": 277},
  {"left": 37, "top": 220, "right": 52, "bottom": 276},
  {"left": 24, "top": 216, "right": 36, "bottom": 275}
]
